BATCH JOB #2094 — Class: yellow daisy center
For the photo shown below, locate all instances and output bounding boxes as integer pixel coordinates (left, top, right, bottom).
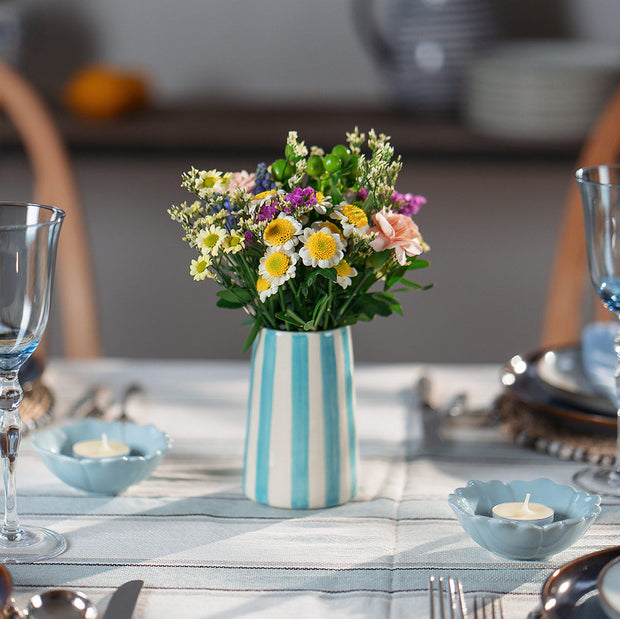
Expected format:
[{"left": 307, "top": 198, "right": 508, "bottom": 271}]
[
  {"left": 335, "top": 260, "right": 352, "bottom": 277},
  {"left": 256, "top": 276, "right": 270, "bottom": 292},
  {"left": 307, "top": 231, "right": 337, "bottom": 260},
  {"left": 264, "top": 252, "right": 291, "bottom": 277},
  {"left": 254, "top": 190, "right": 277, "bottom": 201},
  {"left": 342, "top": 205, "right": 368, "bottom": 228},
  {"left": 264, "top": 219, "right": 296, "bottom": 246},
  {"left": 316, "top": 192, "right": 326, "bottom": 202},
  {"left": 204, "top": 233, "right": 220, "bottom": 248},
  {"left": 229, "top": 235, "right": 242, "bottom": 248},
  {"left": 196, "top": 259, "right": 208, "bottom": 273}
]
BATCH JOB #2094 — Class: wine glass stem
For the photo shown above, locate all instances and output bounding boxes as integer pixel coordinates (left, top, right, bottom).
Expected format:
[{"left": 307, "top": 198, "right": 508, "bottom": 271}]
[{"left": 0, "top": 370, "right": 22, "bottom": 539}]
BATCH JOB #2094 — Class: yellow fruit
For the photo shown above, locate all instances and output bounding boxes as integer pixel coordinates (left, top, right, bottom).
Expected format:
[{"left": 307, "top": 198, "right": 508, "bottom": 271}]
[{"left": 62, "top": 65, "right": 148, "bottom": 120}]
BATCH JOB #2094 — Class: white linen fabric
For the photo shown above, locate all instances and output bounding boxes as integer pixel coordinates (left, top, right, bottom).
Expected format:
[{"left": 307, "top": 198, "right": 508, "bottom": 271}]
[{"left": 5, "top": 359, "right": 619, "bottom": 618}]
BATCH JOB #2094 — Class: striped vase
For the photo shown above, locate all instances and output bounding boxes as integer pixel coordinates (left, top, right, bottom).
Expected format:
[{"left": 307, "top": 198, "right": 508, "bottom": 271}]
[{"left": 243, "top": 326, "right": 358, "bottom": 509}]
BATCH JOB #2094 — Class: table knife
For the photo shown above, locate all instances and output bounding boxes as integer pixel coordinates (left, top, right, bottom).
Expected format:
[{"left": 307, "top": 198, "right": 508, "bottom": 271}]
[
  {"left": 416, "top": 375, "right": 442, "bottom": 449},
  {"left": 103, "top": 579, "right": 143, "bottom": 619}
]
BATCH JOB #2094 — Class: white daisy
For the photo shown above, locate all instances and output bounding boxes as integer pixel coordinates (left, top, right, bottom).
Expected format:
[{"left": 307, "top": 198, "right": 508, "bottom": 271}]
[
  {"left": 335, "top": 260, "right": 358, "bottom": 288},
  {"left": 258, "top": 248, "right": 298, "bottom": 286},
  {"left": 263, "top": 214, "right": 302, "bottom": 250},
  {"left": 298, "top": 226, "right": 345, "bottom": 268},
  {"left": 196, "top": 224, "right": 226, "bottom": 256}
]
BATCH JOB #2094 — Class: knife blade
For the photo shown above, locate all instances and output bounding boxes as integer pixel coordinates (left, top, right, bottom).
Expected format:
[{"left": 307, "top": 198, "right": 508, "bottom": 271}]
[
  {"left": 416, "top": 375, "right": 442, "bottom": 449},
  {"left": 103, "top": 579, "right": 144, "bottom": 619}
]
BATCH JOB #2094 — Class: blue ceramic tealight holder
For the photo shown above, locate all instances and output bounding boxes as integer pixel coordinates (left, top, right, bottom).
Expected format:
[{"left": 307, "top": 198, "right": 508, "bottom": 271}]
[
  {"left": 448, "top": 478, "right": 601, "bottom": 560},
  {"left": 32, "top": 419, "right": 171, "bottom": 495}
]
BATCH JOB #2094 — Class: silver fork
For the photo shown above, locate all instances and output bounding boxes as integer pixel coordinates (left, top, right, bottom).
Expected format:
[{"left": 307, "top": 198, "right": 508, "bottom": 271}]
[
  {"left": 472, "top": 595, "right": 504, "bottom": 619},
  {"left": 429, "top": 575, "right": 467, "bottom": 618},
  {"left": 113, "top": 383, "right": 143, "bottom": 422}
]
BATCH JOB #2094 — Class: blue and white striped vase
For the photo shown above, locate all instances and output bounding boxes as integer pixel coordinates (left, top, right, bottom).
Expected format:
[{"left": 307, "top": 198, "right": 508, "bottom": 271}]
[{"left": 243, "top": 326, "right": 358, "bottom": 509}]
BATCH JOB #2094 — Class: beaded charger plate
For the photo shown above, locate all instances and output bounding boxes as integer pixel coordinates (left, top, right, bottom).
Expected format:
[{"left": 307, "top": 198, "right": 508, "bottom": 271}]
[{"left": 498, "top": 346, "right": 616, "bottom": 465}]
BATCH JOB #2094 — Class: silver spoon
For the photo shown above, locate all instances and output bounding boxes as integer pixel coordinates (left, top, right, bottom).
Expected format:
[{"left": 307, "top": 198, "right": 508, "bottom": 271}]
[{"left": 3, "top": 590, "right": 99, "bottom": 618}]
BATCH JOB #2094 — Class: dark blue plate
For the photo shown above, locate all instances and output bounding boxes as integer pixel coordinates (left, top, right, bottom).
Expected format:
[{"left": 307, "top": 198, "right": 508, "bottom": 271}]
[
  {"left": 541, "top": 546, "right": 620, "bottom": 618},
  {"left": 503, "top": 347, "right": 616, "bottom": 436}
]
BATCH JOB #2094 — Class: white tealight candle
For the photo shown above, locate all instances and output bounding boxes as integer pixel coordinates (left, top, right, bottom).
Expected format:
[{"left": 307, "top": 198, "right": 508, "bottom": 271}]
[
  {"left": 492, "top": 493, "right": 554, "bottom": 525},
  {"left": 73, "top": 433, "right": 130, "bottom": 458}
]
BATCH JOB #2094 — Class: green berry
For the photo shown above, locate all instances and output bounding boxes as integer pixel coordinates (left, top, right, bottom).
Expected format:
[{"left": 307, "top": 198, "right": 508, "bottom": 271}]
[
  {"left": 306, "top": 155, "right": 324, "bottom": 177},
  {"left": 323, "top": 154, "right": 342, "bottom": 174},
  {"left": 271, "top": 158, "right": 294, "bottom": 181},
  {"left": 331, "top": 144, "right": 350, "bottom": 162}
]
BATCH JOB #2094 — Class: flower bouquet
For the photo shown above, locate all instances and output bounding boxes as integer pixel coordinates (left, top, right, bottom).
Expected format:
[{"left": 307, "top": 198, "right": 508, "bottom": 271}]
[
  {"left": 169, "top": 128, "right": 430, "bottom": 351},
  {"left": 169, "top": 128, "right": 430, "bottom": 508}
]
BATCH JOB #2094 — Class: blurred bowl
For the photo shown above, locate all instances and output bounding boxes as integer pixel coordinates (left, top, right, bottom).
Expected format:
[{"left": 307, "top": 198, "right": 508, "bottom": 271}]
[
  {"left": 448, "top": 478, "right": 600, "bottom": 560},
  {"left": 32, "top": 419, "right": 171, "bottom": 495}
]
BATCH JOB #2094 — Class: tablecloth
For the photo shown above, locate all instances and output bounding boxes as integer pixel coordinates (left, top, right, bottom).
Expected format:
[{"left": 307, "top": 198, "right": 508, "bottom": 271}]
[{"left": 5, "top": 359, "right": 620, "bottom": 618}]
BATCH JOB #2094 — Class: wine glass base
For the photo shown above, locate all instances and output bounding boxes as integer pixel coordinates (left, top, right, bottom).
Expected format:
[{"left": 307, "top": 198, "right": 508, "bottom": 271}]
[
  {"left": 0, "top": 526, "right": 66, "bottom": 563},
  {"left": 573, "top": 467, "right": 620, "bottom": 497}
]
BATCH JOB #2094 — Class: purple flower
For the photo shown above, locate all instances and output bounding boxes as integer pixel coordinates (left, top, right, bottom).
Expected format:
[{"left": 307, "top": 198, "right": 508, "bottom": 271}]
[
  {"left": 244, "top": 230, "right": 255, "bottom": 247},
  {"left": 285, "top": 187, "right": 317, "bottom": 212},
  {"left": 391, "top": 191, "right": 426, "bottom": 217},
  {"left": 256, "top": 203, "right": 279, "bottom": 222},
  {"left": 356, "top": 187, "right": 368, "bottom": 202}
]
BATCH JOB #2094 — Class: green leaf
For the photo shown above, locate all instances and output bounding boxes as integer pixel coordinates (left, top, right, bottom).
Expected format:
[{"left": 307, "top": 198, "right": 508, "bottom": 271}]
[
  {"left": 216, "top": 298, "right": 245, "bottom": 309},
  {"left": 312, "top": 295, "right": 330, "bottom": 328},
  {"left": 316, "top": 267, "right": 337, "bottom": 282},
  {"left": 385, "top": 265, "right": 408, "bottom": 289},
  {"left": 330, "top": 185, "right": 343, "bottom": 204},
  {"left": 275, "top": 309, "right": 306, "bottom": 328},
  {"left": 396, "top": 279, "right": 425, "bottom": 289},
  {"left": 408, "top": 258, "right": 430, "bottom": 270},
  {"left": 217, "top": 287, "right": 252, "bottom": 304},
  {"left": 241, "top": 318, "right": 263, "bottom": 354},
  {"left": 369, "top": 250, "right": 391, "bottom": 270}
]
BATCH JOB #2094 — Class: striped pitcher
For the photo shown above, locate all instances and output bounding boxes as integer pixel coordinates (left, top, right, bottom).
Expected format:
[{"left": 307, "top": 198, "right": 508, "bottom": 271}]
[{"left": 243, "top": 327, "right": 358, "bottom": 509}]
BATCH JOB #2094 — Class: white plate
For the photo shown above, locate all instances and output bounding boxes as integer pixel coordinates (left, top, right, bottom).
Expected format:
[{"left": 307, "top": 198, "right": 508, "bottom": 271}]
[
  {"left": 535, "top": 348, "right": 615, "bottom": 415},
  {"left": 599, "top": 557, "right": 620, "bottom": 619}
]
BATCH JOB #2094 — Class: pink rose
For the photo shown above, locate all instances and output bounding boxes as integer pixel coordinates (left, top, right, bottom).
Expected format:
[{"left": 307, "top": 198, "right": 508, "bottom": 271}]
[
  {"left": 370, "top": 209, "right": 423, "bottom": 265},
  {"left": 229, "top": 171, "right": 257, "bottom": 193}
]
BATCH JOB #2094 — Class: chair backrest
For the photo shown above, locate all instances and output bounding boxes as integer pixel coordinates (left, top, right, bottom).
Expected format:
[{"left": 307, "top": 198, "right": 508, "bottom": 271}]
[
  {"left": 0, "top": 60, "right": 102, "bottom": 357},
  {"left": 541, "top": 84, "right": 620, "bottom": 349}
]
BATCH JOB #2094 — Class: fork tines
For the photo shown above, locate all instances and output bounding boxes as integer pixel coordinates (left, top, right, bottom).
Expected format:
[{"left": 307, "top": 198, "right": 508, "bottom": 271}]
[
  {"left": 429, "top": 575, "right": 467, "bottom": 619},
  {"left": 473, "top": 594, "right": 504, "bottom": 619}
]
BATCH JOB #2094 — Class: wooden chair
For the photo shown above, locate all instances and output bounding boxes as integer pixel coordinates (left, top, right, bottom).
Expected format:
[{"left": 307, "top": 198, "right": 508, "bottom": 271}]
[
  {"left": 541, "top": 85, "right": 620, "bottom": 348},
  {"left": 0, "top": 60, "right": 102, "bottom": 357}
]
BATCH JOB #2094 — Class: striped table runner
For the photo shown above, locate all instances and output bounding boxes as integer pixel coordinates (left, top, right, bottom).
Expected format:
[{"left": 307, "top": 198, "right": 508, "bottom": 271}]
[{"left": 5, "top": 359, "right": 617, "bottom": 618}]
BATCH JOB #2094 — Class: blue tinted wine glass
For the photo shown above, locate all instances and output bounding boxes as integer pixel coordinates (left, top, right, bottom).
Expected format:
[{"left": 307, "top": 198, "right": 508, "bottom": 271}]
[
  {"left": 575, "top": 165, "right": 620, "bottom": 495},
  {"left": 0, "top": 202, "right": 66, "bottom": 561}
]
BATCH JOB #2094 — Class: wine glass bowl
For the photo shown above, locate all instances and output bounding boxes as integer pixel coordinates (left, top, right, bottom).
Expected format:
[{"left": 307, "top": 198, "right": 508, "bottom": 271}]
[
  {"left": 0, "top": 202, "right": 65, "bottom": 562},
  {"left": 575, "top": 165, "right": 620, "bottom": 494}
]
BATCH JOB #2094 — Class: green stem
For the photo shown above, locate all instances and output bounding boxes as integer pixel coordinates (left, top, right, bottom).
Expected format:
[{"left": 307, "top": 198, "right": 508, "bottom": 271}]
[
  {"left": 324, "top": 280, "right": 333, "bottom": 330},
  {"left": 335, "top": 271, "right": 375, "bottom": 321},
  {"left": 222, "top": 252, "right": 278, "bottom": 329},
  {"left": 287, "top": 279, "right": 304, "bottom": 318},
  {"left": 278, "top": 287, "right": 290, "bottom": 331}
]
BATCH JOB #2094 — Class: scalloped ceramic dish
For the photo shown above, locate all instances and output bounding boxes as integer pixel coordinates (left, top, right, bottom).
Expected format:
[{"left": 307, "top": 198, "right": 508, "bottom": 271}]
[
  {"left": 32, "top": 419, "right": 172, "bottom": 494},
  {"left": 448, "top": 478, "right": 601, "bottom": 560}
]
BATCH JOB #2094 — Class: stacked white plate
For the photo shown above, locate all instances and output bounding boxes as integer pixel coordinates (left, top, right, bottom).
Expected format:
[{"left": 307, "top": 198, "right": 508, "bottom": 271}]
[{"left": 464, "top": 40, "right": 620, "bottom": 142}]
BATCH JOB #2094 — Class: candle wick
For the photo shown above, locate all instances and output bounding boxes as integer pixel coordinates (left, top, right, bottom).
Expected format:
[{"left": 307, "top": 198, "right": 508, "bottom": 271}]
[
  {"left": 523, "top": 493, "right": 531, "bottom": 512},
  {"left": 102, "top": 433, "right": 109, "bottom": 450}
]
